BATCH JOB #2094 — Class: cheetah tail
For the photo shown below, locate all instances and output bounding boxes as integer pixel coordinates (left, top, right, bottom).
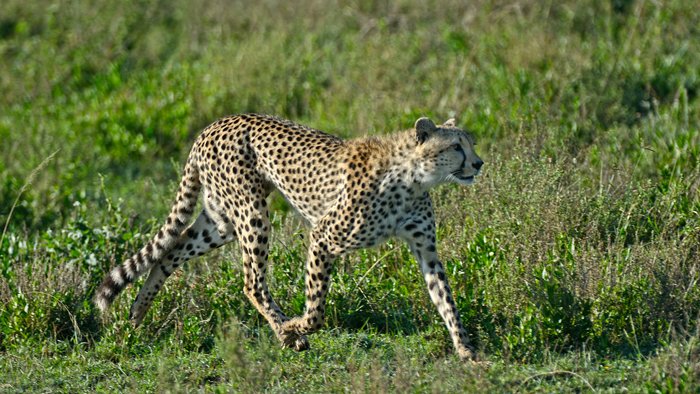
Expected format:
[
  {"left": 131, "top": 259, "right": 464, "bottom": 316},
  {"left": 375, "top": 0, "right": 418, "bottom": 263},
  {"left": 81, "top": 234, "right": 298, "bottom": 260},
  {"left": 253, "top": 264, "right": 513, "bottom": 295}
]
[{"left": 93, "top": 155, "right": 200, "bottom": 314}]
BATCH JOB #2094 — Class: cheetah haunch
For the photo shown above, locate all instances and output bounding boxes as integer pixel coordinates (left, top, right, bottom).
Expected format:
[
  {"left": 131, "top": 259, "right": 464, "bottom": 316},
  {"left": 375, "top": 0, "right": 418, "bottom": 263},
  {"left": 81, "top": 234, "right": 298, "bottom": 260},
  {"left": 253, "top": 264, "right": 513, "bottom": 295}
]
[{"left": 95, "top": 114, "right": 484, "bottom": 360}]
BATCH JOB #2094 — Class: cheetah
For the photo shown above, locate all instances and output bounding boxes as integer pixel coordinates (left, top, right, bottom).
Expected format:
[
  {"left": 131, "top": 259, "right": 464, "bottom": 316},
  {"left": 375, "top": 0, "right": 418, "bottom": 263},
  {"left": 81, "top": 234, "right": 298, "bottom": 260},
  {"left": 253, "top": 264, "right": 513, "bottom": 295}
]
[{"left": 95, "top": 114, "right": 484, "bottom": 360}]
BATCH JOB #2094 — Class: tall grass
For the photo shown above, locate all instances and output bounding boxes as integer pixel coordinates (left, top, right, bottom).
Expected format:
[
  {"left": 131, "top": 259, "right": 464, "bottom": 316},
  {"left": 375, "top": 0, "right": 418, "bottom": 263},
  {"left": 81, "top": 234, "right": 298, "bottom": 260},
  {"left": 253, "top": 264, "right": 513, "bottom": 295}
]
[
  {"left": 1, "top": 0, "right": 699, "bottom": 391},
  {"left": 1, "top": 127, "right": 697, "bottom": 357},
  {"left": 1, "top": 0, "right": 698, "bottom": 231}
]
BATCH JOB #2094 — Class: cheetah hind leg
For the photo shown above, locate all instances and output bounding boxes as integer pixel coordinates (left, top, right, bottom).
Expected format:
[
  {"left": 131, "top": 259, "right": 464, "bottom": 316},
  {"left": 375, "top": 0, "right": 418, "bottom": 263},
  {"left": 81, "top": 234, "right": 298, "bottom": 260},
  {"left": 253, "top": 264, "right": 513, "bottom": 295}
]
[
  {"left": 128, "top": 209, "right": 312, "bottom": 352},
  {"left": 129, "top": 210, "right": 236, "bottom": 327}
]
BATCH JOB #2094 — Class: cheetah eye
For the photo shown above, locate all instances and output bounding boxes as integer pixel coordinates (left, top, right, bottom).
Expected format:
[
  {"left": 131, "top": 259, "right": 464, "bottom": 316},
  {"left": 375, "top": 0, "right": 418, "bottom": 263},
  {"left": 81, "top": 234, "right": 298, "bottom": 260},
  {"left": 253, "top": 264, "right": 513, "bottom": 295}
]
[{"left": 452, "top": 143, "right": 462, "bottom": 151}]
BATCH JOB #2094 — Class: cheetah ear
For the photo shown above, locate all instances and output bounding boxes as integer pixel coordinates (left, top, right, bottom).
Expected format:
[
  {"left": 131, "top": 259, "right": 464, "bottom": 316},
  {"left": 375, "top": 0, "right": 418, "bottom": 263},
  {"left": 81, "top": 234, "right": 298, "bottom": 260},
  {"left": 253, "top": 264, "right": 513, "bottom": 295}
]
[
  {"left": 443, "top": 118, "right": 457, "bottom": 127},
  {"left": 415, "top": 117, "right": 436, "bottom": 143}
]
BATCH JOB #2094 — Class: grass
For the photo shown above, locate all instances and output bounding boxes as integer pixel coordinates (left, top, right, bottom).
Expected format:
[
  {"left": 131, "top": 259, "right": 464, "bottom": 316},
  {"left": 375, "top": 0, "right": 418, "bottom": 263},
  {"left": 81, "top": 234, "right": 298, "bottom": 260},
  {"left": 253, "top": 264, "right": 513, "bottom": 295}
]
[
  {"left": 1, "top": 325, "right": 699, "bottom": 392},
  {"left": 1, "top": 0, "right": 700, "bottom": 392}
]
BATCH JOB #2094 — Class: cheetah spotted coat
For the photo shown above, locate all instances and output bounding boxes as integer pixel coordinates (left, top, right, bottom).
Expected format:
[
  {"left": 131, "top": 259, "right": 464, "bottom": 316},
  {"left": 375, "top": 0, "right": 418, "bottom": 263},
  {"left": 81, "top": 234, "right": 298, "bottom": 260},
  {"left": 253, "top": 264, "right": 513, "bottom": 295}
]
[{"left": 95, "top": 114, "right": 484, "bottom": 360}]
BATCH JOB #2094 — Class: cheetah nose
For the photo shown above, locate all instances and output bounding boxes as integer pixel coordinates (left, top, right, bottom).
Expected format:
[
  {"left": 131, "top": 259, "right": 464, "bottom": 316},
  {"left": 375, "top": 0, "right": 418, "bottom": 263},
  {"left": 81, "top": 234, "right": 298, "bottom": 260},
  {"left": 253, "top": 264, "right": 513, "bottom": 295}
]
[{"left": 472, "top": 160, "right": 484, "bottom": 171}]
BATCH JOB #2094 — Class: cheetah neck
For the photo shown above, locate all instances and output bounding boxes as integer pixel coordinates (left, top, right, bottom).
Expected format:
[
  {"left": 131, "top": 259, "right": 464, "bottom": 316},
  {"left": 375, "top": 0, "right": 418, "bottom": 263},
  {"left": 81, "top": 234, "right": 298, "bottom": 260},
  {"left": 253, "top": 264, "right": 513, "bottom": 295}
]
[{"left": 365, "top": 130, "right": 440, "bottom": 194}]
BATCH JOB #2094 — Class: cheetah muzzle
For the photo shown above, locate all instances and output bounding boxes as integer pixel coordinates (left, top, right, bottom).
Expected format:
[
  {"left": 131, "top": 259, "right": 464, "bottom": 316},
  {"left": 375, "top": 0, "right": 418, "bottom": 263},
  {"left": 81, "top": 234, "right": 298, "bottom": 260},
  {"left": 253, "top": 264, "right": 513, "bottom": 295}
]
[{"left": 94, "top": 114, "right": 485, "bottom": 362}]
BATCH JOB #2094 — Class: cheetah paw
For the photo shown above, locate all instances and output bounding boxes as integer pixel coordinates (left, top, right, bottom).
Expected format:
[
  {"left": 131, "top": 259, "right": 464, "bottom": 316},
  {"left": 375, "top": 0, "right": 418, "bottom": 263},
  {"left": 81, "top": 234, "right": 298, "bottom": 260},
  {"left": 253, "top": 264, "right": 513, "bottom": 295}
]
[
  {"left": 292, "top": 336, "right": 310, "bottom": 351},
  {"left": 128, "top": 301, "right": 148, "bottom": 328},
  {"left": 457, "top": 347, "right": 477, "bottom": 361},
  {"left": 458, "top": 347, "right": 491, "bottom": 367},
  {"left": 279, "top": 319, "right": 308, "bottom": 350}
]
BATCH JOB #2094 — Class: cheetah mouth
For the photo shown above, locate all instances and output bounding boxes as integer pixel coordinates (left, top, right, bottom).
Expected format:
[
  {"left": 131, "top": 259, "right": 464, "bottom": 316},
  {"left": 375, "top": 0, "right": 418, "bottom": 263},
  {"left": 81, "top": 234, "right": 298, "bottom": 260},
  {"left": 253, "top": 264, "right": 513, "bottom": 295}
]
[{"left": 452, "top": 172, "right": 475, "bottom": 182}]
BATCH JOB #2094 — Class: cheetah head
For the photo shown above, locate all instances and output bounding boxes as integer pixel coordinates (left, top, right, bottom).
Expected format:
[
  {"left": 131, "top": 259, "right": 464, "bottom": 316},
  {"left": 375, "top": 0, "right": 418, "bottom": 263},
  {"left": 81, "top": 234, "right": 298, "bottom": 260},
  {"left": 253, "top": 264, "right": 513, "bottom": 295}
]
[{"left": 414, "top": 117, "right": 484, "bottom": 187}]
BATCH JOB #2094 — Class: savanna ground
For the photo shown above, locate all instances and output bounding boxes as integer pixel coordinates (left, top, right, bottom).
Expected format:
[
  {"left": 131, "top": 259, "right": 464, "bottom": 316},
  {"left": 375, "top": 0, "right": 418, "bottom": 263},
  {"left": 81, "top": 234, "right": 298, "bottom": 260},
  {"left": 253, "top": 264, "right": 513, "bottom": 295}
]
[{"left": 1, "top": 0, "right": 699, "bottom": 392}]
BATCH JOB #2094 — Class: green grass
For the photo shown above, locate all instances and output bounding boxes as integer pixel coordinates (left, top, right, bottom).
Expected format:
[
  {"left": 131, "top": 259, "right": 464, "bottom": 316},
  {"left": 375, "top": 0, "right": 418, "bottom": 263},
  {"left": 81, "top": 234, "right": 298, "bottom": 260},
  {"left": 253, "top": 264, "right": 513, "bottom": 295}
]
[
  {"left": 1, "top": 0, "right": 700, "bottom": 392},
  {"left": 2, "top": 325, "right": 699, "bottom": 392}
]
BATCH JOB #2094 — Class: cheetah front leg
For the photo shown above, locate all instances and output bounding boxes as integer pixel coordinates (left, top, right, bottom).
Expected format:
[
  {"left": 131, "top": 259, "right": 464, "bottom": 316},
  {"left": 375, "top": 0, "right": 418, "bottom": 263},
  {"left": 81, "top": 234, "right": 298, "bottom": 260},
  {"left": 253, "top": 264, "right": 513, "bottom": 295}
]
[
  {"left": 279, "top": 235, "right": 336, "bottom": 348},
  {"left": 397, "top": 219, "right": 478, "bottom": 361},
  {"left": 129, "top": 210, "right": 236, "bottom": 327}
]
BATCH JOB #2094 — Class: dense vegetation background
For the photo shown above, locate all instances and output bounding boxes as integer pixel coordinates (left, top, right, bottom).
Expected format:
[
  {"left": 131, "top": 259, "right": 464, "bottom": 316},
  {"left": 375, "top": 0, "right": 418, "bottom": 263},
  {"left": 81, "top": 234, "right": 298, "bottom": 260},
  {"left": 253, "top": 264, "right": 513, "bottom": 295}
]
[{"left": 1, "top": 0, "right": 699, "bottom": 392}]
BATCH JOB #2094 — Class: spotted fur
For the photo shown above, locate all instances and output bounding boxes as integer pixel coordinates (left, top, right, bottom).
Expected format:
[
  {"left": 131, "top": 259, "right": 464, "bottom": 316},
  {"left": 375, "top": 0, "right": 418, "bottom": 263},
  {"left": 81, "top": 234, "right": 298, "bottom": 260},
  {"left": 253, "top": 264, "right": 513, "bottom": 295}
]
[{"left": 94, "top": 114, "right": 484, "bottom": 359}]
